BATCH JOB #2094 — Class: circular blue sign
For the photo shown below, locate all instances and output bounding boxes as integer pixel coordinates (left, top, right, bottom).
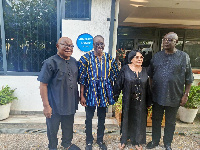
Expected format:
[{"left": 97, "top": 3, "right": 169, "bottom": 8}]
[{"left": 77, "top": 33, "right": 93, "bottom": 52}]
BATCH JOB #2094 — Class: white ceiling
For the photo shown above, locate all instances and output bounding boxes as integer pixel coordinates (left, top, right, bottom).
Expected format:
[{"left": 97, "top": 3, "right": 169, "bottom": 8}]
[{"left": 119, "top": 0, "right": 200, "bottom": 29}]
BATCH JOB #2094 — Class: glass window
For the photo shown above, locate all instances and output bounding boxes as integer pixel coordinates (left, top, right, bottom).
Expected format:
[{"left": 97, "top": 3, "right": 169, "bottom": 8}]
[
  {"left": 138, "top": 39, "right": 153, "bottom": 67},
  {"left": 0, "top": 26, "right": 3, "bottom": 71},
  {"left": 65, "top": 0, "right": 91, "bottom": 19},
  {"left": 118, "top": 39, "right": 134, "bottom": 51},
  {"left": 3, "top": 0, "right": 57, "bottom": 72},
  {"left": 183, "top": 30, "right": 200, "bottom": 69}
]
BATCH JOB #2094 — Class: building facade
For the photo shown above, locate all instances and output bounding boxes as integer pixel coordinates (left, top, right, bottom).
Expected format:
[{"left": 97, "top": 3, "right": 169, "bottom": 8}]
[{"left": 0, "top": 0, "right": 199, "bottom": 113}]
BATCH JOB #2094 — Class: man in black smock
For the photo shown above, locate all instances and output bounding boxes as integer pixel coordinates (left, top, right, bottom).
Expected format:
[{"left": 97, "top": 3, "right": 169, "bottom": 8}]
[
  {"left": 147, "top": 32, "right": 194, "bottom": 150},
  {"left": 38, "top": 37, "right": 80, "bottom": 150}
]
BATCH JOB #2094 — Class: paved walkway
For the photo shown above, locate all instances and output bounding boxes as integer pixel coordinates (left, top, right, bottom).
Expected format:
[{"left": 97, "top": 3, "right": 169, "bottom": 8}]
[{"left": 0, "top": 113, "right": 199, "bottom": 150}]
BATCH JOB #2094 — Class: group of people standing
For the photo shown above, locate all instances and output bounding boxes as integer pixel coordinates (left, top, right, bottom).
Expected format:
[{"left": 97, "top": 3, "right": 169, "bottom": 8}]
[{"left": 38, "top": 32, "right": 194, "bottom": 150}]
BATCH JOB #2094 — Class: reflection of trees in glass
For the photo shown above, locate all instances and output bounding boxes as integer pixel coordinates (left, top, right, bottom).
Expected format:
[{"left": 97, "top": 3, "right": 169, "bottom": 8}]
[
  {"left": 176, "top": 41, "right": 183, "bottom": 50},
  {"left": 184, "top": 41, "right": 200, "bottom": 68},
  {"left": 119, "top": 40, "right": 134, "bottom": 50},
  {"left": 3, "top": 0, "right": 57, "bottom": 72}
]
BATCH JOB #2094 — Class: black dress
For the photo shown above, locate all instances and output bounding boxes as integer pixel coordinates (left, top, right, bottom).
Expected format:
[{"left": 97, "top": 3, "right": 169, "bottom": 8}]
[{"left": 114, "top": 65, "right": 151, "bottom": 145}]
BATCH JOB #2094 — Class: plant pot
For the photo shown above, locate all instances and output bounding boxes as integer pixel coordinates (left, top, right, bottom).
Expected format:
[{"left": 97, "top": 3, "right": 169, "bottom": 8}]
[
  {"left": 192, "top": 69, "right": 200, "bottom": 74},
  {"left": 178, "top": 106, "right": 198, "bottom": 123},
  {"left": 0, "top": 103, "right": 11, "bottom": 120},
  {"left": 115, "top": 109, "right": 122, "bottom": 126},
  {"left": 147, "top": 112, "right": 165, "bottom": 127}
]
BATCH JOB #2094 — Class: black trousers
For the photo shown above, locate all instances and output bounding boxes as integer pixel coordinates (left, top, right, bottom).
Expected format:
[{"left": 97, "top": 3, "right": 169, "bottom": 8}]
[
  {"left": 152, "top": 102, "right": 179, "bottom": 146},
  {"left": 85, "top": 106, "right": 106, "bottom": 144},
  {"left": 46, "top": 113, "right": 74, "bottom": 149}
]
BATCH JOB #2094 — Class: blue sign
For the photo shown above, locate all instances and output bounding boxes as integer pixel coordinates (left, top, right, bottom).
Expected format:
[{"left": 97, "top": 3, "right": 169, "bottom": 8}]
[{"left": 77, "top": 33, "right": 93, "bottom": 52}]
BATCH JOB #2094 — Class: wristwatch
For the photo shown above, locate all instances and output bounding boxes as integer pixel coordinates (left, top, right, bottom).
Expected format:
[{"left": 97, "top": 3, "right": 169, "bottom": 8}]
[{"left": 184, "top": 92, "right": 189, "bottom": 97}]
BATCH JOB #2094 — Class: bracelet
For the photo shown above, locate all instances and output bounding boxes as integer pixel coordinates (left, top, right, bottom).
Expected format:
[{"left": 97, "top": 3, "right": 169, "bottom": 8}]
[{"left": 184, "top": 93, "right": 189, "bottom": 97}]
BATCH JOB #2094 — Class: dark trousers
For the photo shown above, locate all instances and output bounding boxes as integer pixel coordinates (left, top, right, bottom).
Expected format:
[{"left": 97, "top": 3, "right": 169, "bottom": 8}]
[
  {"left": 46, "top": 113, "right": 74, "bottom": 149},
  {"left": 152, "top": 102, "right": 179, "bottom": 146},
  {"left": 85, "top": 106, "right": 106, "bottom": 144}
]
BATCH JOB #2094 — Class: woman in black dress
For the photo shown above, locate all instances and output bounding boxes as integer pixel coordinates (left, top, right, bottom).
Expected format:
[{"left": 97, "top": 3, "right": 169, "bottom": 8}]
[{"left": 114, "top": 50, "right": 151, "bottom": 150}]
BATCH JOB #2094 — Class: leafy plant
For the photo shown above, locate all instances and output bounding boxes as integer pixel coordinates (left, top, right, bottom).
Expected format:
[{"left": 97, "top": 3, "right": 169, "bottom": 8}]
[
  {"left": 147, "top": 106, "right": 152, "bottom": 119},
  {"left": 0, "top": 86, "right": 17, "bottom": 105},
  {"left": 114, "top": 92, "right": 123, "bottom": 112},
  {"left": 184, "top": 85, "right": 200, "bottom": 109}
]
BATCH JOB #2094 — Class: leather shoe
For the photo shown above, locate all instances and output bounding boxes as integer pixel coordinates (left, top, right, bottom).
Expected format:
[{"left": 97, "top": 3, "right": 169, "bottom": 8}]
[
  {"left": 97, "top": 142, "right": 107, "bottom": 150},
  {"left": 146, "top": 141, "right": 159, "bottom": 149},
  {"left": 165, "top": 144, "right": 172, "bottom": 150},
  {"left": 85, "top": 143, "right": 92, "bottom": 150}
]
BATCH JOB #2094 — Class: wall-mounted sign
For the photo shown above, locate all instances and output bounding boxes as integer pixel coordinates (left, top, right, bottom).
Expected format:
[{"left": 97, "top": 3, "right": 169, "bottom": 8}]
[{"left": 76, "top": 33, "right": 93, "bottom": 52}]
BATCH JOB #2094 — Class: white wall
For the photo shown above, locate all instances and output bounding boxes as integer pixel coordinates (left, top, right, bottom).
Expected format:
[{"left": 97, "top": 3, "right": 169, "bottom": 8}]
[
  {"left": 0, "top": 76, "right": 42, "bottom": 113},
  {"left": 62, "top": 0, "right": 114, "bottom": 60},
  {"left": 0, "top": 76, "right": 87, "bottom": 113}
]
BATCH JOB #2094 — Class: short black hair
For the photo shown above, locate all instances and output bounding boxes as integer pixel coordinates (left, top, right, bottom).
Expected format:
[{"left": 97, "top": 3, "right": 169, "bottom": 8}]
[
  {"left": 128, "top": 50, "right": 142, "bottom": 64},
  {"left": 93, "top": 35, "right": 104, "bottom": 42}
]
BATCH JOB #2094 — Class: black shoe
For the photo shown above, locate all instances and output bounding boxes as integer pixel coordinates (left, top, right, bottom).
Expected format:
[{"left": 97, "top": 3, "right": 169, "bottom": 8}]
[
  {"left": 165, "top": 144, "right": 172, "bottom": 150},
  {"left": 85, "top": 143, "right": 92, "bottom": 150},
  {"left": 65, "top": 144, "right": 81, "bottom": 150},
  {"left": 97, "top": 142, "right": 107, "bottom": 150},
  {"left": 146, "top": 141, "right": 159, "bottom": 149}
]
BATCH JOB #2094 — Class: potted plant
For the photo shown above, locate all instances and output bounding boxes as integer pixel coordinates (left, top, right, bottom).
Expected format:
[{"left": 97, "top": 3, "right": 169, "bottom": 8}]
[
  {"left": 147, "top": 106, "right": 165, "bottom": 127},
  {"left": 0, "top": 85, "right": 17, "bottom": 120},
  {"left": 114, "top": 93, "right": 122, "bottom": 126},
  {"left": 178, "top": 85, "right": 200, "bottom": 123}
]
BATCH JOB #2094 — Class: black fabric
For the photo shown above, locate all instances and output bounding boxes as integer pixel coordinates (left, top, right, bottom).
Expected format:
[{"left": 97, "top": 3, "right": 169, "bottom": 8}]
[
  {"left": 46, "top": 113, "right": 74, "bottom": 149},
  {"left": 85, "top": 106, "right": 106, "bottom": 144},
  {"left": 148, "top": 50, "right": 194, "bottom": 107},
  {"left": 67, "top": 144, "right": 81, "bottom": 150},
  {"left": 152, "top": 102, "right": 179, "bottom": 145},
  {"left": 37, "top": 54, "right": 79, "bottom": 115},
  {"left": 114, "top": 65, "right": 151, "bottom": 145}
]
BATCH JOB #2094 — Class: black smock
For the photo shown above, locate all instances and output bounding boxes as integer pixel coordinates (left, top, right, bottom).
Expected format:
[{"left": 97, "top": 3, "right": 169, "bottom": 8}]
[
  {"left": 148, "top": 50, "right": 194, "bottom": 107},
  {"left": 37, "top": 54, "right": 79, "bottom": 115},
  {"left": 114, "top": 65, "right": 151, "bottom": 145}
]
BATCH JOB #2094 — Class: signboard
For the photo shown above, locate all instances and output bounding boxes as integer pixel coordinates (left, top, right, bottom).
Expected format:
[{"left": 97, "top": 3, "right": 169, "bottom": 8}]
[{"left": 76, "top": 33, "right": 93, "bottom": 52}]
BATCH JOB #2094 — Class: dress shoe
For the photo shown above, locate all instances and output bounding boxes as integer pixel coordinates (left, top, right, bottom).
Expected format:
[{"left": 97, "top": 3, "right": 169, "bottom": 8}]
[
  {"left": 165, "top": 144, "right": 172, "bottom": 150},
  {"left": 97, "top": 142, "right": 107, "bottom": 150},
  {"left": 146, "top": 141, "right": 159, "bottom": 149},
  {"left": 85, "top": 143, "right": 92, "bottom": 150}
]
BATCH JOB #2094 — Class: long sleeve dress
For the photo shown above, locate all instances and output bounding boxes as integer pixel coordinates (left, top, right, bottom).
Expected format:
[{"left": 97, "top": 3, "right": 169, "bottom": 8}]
[{"left": 114, "top": 65, "right": 151, "bottom": 145}]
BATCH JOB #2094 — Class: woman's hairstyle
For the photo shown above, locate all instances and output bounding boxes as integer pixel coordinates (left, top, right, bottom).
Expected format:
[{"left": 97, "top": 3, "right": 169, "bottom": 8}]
[{"left": 128, "top": 50, "right": 142, "bottom": 64}]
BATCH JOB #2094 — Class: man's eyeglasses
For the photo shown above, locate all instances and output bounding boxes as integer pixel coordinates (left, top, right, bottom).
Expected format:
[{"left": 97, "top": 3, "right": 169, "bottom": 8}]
[
  {"left": 94, "top": 42, "right": 104, "bottom": 47},
  {"left": 163, "top": 38, "right": 176, "bottom": 43},
  {"left": 134, "top": 56, "right": 144, "bottom": 59},
  {"left": 59, "top": 43, "right": 74, "bottom": 48}
]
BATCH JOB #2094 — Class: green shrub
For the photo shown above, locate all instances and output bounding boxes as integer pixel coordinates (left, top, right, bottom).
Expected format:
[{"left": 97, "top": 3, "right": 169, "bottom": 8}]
[
  {"left": 0, "top": 85, "right": 17, "bottom": 105},
  {"left": 184, "top": 85, "right": 200, "bottom": 109},
  {"left": 114, "top": 92, "right": 123, "bottom": 112}
]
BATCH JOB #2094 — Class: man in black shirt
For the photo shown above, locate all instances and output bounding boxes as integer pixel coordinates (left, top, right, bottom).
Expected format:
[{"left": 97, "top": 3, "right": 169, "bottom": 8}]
[
  {"left": 38, "top": 37, "right": 80, "bottom": 150},
  {"left": 147, "top": 32, "right": 194, "bottom": 150}
]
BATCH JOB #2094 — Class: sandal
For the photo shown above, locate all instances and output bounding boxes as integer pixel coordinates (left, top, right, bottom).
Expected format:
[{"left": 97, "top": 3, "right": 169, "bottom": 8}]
[
  {"left": 118, "top": 143, "right": 125, "bottom": 150},
  {"left": 135, "top": 144, "right": 143, "bottom": 150}
]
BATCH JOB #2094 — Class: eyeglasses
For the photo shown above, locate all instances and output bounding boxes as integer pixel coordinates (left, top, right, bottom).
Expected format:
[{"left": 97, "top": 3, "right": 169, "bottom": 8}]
[
  {"left": 134, "top": 56, "right": 144, "bottom": 59},
  {"left": 163, "top": 38, "right": 176, "bottom": 43},
  {"left": 59, "top": 43, "right": 74, "bottom": 48},
  {"left": 94, "top": 42, "right": 104, "bottom": 47}
]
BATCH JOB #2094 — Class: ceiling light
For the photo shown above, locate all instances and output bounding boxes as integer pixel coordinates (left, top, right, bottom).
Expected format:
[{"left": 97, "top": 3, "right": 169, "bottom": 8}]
[
  {"left": 130, "top": 4, "right": 144, "bottom": 7},
  {"left": 130, "top": 0, "right": 148, "bottom": 2}
]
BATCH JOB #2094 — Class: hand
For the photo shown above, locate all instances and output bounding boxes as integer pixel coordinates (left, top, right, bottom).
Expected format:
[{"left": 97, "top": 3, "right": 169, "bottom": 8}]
[
  {"left": 80, "top": 96, "right": 86, "bottom": 107},
  {"left": 43, "top": 105, "right": 52, "bottom": 118},
  {"left": 180, "top": 95, "right": 188, "bottom": 106}
]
